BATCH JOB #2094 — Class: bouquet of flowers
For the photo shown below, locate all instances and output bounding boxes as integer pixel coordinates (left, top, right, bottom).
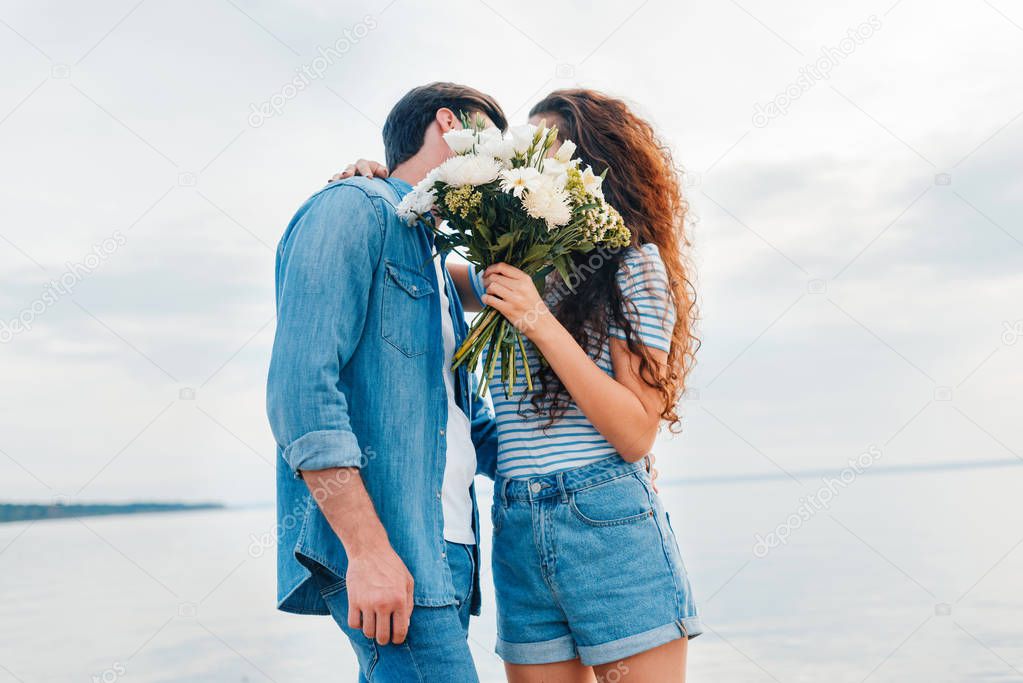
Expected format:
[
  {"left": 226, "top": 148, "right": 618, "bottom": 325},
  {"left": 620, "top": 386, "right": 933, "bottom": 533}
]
[{"left": 397, "top": 114, "right": 631, "bottom": 397}]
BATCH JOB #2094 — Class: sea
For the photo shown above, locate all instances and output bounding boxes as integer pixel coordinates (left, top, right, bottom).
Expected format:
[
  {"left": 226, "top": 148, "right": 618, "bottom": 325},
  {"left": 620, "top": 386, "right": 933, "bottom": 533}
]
[{"left": 2, "top": 462, "right": 1022, "bottom": 682}]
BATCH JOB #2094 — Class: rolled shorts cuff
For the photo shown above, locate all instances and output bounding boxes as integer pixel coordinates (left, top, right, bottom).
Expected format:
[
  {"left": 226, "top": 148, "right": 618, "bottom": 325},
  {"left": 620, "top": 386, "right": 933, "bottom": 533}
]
[
  {"left": 496, "top": 632, "right": 578, "bottom": 665},
  {"left": 577, "top": 617, "right": 704, "bottom": 666}
]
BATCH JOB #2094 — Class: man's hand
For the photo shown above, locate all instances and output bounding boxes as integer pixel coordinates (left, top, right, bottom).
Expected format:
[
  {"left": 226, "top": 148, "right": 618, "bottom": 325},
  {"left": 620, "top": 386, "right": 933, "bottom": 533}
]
[
  {"left": 346, "top": 545, "right": 415, "bottom": 645},
  {"left": 301, "top": 467, "right": 415, "bottom": 645}
]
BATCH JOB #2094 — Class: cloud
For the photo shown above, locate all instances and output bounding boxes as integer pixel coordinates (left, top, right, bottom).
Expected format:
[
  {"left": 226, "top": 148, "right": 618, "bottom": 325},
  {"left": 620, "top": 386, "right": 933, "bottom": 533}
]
[{"left": 0, "top": 0, "right": 1020, "bottom": 504}]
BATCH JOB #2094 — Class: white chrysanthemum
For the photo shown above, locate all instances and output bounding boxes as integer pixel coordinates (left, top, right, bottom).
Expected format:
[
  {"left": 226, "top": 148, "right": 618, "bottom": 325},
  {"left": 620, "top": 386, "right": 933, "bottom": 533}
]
[
  {"left": 443, "top": 129, "right": 477, "bottom": 155},
  {"left": 499, "top": 167, "right": 542, "bottom": 197},
  {"left": 416, "top": 166, "right": 441, "bottom": 190},
  {"left": 509, "top": 123, "right": 538, "bottom": 155},
  {"left": 522, "top": 184, "right": 572, "bottom": 229},
  {"left": 435, "top": 154, "right": 502, "bottom": 186},
  {"left": 580, "top": 166, "right": 604, "bottom": 197},
  {"left": 396, "top": 188, "right": 436, "bottom": 225},
  {"left": 553, "top": 139, "right": 576, "bottom": 163}
]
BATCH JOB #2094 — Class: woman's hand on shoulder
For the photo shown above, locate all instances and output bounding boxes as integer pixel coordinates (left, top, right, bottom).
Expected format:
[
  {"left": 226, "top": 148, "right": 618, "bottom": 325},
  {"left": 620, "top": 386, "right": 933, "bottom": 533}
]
[{"left": 329, "top": 159, "right": 389, "bottom": 183}]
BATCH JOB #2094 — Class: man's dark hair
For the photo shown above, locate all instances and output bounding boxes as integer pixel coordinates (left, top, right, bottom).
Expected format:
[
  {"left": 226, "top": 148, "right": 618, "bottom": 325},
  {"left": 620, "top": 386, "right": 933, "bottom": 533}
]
[{"left": 382, "top": 82, "right": 508, "bottom": 169}]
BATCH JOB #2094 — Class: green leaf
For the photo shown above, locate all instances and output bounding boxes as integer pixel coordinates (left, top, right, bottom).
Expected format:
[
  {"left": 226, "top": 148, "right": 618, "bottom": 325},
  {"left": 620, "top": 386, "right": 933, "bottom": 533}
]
[
  {"left": 523, "top": 243, "right": 550, "bottom": 264},
  {"left": 473, "top": 219, "right": 493, "bottom": 243},
  {"left": 553, "top": 256, "right": 575, "bottom": 292},
  {"left": 495, "top": 231, "right": 515, "bottom": 250}
]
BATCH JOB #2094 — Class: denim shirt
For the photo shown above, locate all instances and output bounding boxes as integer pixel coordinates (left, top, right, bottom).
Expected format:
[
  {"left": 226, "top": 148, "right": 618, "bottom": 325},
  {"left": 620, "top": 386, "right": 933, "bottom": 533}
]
[{"left": 267, "top": 176, "right": 498, "bottom": 616}]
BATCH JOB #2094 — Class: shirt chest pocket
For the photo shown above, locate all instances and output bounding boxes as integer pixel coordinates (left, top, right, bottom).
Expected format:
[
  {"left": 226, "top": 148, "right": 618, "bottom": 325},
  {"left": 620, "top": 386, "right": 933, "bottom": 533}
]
[{"left": 381, "top": 261, "right": 436, "bottom": 357}]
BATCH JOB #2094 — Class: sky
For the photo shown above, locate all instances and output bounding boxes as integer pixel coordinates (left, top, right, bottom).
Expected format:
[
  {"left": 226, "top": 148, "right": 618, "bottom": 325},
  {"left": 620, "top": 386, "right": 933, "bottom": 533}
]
[{"left": 0, "top": 0, "right": 1021, "bottom": 508}]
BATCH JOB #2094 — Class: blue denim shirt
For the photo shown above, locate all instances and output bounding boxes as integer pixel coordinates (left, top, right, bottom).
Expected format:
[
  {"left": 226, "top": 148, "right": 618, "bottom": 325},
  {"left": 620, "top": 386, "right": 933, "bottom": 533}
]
[{"left": 267, "top": 176, "right": 498, "bottom": 616}]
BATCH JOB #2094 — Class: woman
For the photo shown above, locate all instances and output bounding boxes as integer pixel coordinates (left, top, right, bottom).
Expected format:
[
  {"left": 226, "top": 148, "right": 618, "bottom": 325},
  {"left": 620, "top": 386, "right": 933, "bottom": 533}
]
[{"left": 336, "top": 89, "right": 700, "bottom": 682}]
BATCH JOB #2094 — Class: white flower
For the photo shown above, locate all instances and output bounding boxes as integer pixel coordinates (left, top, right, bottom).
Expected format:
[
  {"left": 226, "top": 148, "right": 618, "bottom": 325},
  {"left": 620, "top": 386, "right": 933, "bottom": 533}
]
[
  {"left": 580, "top": 166, "right": 604, "bottom": 197},
  {"left": 443, "top": 128, "right": 477, "bottom": 155},
  {"left": 435, "top": 154, "right": 502, "bottom": 186},
  {"left": 499, "top": 167, "right": 542, "bottom": 197},
  {"left": 542, "top": 158, "right": 565, "bottom": 174},
  {"left": 548, "top": 171, "right": 569, "bottom": 190},
  {"left": 509, "top": 123, "right": 538, "bottom": 155},
  {"left": 397, "top": 187, "right": 436, "bottom": 225},
  {"left": 416, "top": 166, "right": 441, "bottom": 189},
  {"left": 477, "top": 126, "right": 503, "bottom": 142},
  {"left": 479, "top": 134, "right": 516, "bottom": 163},
  {"left": 396, "top": 202, "right": 415, "bottom": 224},
  {"left": 540, "top": 158, "right": 571, "bottom": 188},
  {"left": 522, "top": 184, "right": 572, "bottom": 229},
  {"left": 553, "top": 139, "right": 576, "bottom": 163},
  {"left": 526, "top": 170, "right": 556, "bottom": 195}
]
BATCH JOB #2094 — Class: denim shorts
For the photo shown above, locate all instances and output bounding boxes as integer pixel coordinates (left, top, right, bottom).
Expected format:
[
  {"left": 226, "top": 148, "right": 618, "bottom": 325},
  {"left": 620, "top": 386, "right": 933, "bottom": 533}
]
[{"left": 491, "top": 456, "right": 702, "bottom": 666}]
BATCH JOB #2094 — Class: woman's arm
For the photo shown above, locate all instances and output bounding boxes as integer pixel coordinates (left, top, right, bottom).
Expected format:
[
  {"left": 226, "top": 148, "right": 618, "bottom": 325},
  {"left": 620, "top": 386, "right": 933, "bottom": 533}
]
[
  {"left": 448, "top": 262, "right": 483, "bottom": 313},
  {"left": 481, "top": 263, "right": 665, "bottom": 460}
]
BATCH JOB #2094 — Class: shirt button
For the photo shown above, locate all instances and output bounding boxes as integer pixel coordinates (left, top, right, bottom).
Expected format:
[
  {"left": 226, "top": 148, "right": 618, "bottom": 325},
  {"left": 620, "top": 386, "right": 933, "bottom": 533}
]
[
  {"left": 441, "top": 551, "right": 447, "bottom": 558},
  {"left": 412, "top": 285, "right": 418, "bottom": 293},
  {"left": 439, "top": 428, "right": 446, "bottom": 436},
  {"left": 436, "top": 491, "right": 442, "bottom": 499},
  {"left": 530, "top": 482, "right": 542, "bottom": 493}
]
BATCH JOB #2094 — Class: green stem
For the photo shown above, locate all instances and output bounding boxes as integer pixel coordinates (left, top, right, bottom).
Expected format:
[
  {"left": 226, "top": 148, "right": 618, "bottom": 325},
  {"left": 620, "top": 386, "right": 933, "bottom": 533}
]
[
  {"left": 485, "top": 322, "right": 508, "bottom": 382},
  {"left": 515, "top": 330, "right": 533, "bottom": 392},
  {"left": 476, "top": 320, "right": 509, "bottom": 399},
  {"left": 453, "top": 308, "right": 500, "bottom": 368},
  {"left": 507, "top": 338, "right": 517, "bottom": 398}
]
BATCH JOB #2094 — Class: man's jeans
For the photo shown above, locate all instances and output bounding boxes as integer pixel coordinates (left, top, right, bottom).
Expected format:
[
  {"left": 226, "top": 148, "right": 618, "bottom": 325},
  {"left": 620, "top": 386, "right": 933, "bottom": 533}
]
[{"left": 311, "top": 542, "right": 479, "bottom": 682}]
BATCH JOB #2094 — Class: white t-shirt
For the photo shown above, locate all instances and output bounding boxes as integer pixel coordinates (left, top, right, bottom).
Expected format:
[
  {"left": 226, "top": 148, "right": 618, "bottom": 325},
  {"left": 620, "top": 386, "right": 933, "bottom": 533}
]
[{"left": 435, "top": 258, "right": 477, "bottom": 545}]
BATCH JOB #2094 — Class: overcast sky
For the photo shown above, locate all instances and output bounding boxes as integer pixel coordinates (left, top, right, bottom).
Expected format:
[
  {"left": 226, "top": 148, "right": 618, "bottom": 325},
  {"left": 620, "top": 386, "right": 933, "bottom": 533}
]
[{"left": 1, "top": 0, "right": 1020, "bottom": 505}]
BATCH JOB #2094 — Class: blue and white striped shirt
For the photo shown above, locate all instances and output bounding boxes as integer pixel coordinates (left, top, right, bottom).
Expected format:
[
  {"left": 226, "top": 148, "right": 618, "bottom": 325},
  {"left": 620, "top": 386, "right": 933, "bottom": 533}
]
[{"left": 469, "top": 243, "right": 676, "bottom": 479}]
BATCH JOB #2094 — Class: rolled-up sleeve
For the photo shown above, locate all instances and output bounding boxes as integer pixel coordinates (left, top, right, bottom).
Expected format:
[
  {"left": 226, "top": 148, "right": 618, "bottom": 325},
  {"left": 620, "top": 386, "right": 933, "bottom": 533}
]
[{"left": 267, "top": 185, "right": 383, "bottom": 475}]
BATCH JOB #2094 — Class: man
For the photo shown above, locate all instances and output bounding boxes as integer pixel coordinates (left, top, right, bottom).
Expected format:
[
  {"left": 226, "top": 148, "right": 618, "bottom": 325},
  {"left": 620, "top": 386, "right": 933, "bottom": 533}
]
[{"left": 266, "top": 82, "right": 507, "bottom": 681}]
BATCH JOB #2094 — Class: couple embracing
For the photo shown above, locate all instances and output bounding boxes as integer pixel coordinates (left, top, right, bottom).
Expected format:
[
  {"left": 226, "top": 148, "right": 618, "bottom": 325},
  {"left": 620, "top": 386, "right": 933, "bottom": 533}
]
[{"left": 266, "top": 82, "right": 701, "bottom": 682}]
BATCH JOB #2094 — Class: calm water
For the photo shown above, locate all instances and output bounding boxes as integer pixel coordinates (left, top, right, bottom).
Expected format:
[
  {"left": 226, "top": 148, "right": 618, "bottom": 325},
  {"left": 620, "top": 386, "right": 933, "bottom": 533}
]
[{"left": 2, "top": 465, "right": 1022, "bottom": 682}]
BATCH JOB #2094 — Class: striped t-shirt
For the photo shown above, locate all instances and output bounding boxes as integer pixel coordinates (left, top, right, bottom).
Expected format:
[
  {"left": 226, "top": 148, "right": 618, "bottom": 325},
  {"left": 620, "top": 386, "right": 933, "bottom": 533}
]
[{"left": 469, "top": 243, "right": 676, "bottom": 479}]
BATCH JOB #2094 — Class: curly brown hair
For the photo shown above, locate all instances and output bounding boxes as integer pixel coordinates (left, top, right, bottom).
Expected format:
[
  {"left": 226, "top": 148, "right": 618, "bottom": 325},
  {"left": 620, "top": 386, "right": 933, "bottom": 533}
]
[{"left": 526, "top": 89, "right": 699, "bottom": 431}]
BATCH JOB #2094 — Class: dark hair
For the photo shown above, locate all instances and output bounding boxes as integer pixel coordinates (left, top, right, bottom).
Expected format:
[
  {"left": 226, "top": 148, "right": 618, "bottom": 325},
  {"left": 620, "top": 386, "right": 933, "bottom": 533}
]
[
  {"left": 382, "top": 82, "right": 508, "bottom": 169},
  {"left": 527, "top": 89, "right": 698, "bottom": 431}
]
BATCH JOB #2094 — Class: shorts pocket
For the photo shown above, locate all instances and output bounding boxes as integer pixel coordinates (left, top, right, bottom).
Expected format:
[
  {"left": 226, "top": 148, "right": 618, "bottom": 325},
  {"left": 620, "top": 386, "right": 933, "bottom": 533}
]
[
  {"left": 381, "top": 261, "right": 435, "bottom": 357},
  {"left": 491, "top": 502, "right": 504, "bottom": 535},
  {"left": 569, "top": 473, "right": 653, "bottom": 527}
]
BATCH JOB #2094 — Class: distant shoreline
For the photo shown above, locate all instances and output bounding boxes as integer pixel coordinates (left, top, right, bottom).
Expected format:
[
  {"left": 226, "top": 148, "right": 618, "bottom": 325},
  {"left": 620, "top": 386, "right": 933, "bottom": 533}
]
[{"left": 0, "top": 502, "right": 225, "bottom": 524}]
